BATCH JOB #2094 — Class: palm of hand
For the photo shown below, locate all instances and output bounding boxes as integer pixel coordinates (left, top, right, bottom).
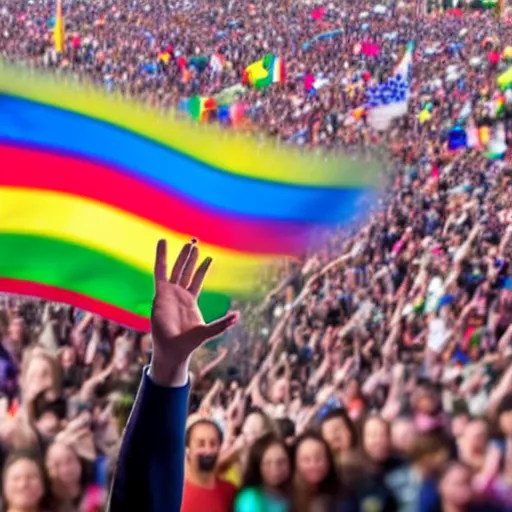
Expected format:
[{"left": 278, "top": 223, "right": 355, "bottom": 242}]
[
  {"left": 149, "top": 240, "right": 239, "bottom": 384},
  {"left": 151, "top": 281, "right": 205, "bottom": 364}
]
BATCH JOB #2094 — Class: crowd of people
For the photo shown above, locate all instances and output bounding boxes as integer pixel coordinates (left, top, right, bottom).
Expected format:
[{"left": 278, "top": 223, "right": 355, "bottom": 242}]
[{"left": 2, "top": 0, "right": 512, "bottom": 510}]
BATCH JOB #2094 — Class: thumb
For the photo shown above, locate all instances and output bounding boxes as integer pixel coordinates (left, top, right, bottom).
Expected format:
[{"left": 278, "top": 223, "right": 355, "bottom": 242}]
[{"left": 192, "top": 311, "right": 240, "bottom": 343}]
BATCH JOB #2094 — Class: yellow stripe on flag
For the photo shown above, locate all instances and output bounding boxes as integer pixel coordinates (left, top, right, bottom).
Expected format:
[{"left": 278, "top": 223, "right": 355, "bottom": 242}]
[{"left": 0, "top": 187, "right": 276, "bottom": 294}]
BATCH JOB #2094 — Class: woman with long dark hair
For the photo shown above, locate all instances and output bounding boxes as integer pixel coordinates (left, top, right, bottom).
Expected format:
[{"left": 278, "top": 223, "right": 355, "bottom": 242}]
[
  {"left": 234, "top": 433, "right": 292, "bottom": 512},
  {"left": 45, "top": 441, "right": 87, "bottom": 512},
  {"left": 292, "top": 431, "right": 352, "bottom": 512},
  {"left": 1, "top": 451, "right": 50, "bottom": 512}
]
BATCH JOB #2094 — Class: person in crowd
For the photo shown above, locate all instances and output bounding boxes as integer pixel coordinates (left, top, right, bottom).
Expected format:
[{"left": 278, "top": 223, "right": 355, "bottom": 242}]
[
  {"left": 319, "top": 408, "right": 358, "bottom": 468},
  {"left": 276, "top": 418, "right": 296, "bottom": 447},
  {"left": 45, "top": 441, "right": 86, "bottom": 512},
  {"left": 351, "top": 416, "right": 398, "bottom": 512},
  {"left": 218, "top": 409, "right": 277, "bottom": 487},
  {"left": 390, "top": 416, "right": 418, "bottom": 459},
  {"left": 109, "top": 240, "right": 239, "bottom": 511},
  {"left": 292, "top": 432, "right": 344, "bottom": 512},
  {"left": 1, "top": 451, "right": 48, "bottom": 512},
  {"left": 234, "top": 433, "right": 292, "bottom": 512},
  {"left": 182, "top": 419, "right": 237, "bottom": 512},
  {"left": 385, "top": 428, "right": 452, "bottom": 512},
  {"left": 0, "top": 315, "right": 21, "bottom": 402},
  {"left": 434, "top": 461, "right": 505, "bottom": 512},
  {"left": 436, "top": 461, "right": 479, "bottom": 512},
  {"left": 1, "top": 1, "right": 512, "bottom": 511}
]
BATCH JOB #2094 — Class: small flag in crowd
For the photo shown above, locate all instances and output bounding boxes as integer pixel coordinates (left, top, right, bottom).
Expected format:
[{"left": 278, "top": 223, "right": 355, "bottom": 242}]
[
  {"left": 188, "top": 95, "right": 217, "bottom": 122},
  {"left": 243, "top": 54, "right": 285, "bottom": 89},
  {"left": 365, "top": 42, "right": 414, "bottom": 131},
  {"left": 210, "top": 53, "right": 225, "bottom": 74},
  {"left": 302, "top": 29, "right": 343, "bottom": 51},
  {"left": 498, "top": 65, "right": 512, "bottom": 90},
  {"left": 486, "top": 123, "right": 507, "bottom": 160},
  {"left": 448, "top": 125, "right": 467, "bottom": 151},
  {"left": 54, "top": 0, "right": 65, "bottom": 53},
  {"left": 158, "top": 51, "right": 171, "bottom": 65},
  {"left": 479, "top": 125, "right": 491, "bottom": 146},
  {"left": 394, "top": 41, "right": 414, "bottom": 80},
  {"left": 495, "top": 94, "right": 505, "bottom": 117},
  {"left": 0, "top": 63, "right": 379, "bottom": 331},
  {"left": 466, "top": 119, "right": 481, "bottom": 149}
]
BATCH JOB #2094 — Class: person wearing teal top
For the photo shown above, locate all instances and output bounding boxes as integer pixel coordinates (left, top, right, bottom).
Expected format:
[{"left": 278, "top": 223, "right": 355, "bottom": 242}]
[
  {"left": 235, "top": 487, "right": 290, "bottom": 512},
  {"left": 234, "top": 434, "right": 292, "bottom": 512}
]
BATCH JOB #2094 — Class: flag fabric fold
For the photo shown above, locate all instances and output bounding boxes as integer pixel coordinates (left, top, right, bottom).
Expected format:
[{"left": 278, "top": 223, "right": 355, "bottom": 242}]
[
  {"left": 0, "top": 63, "right": 379, "bottom": 331},
  {"left": 243, "top": 54, "right": 285, "bottom": 89}
]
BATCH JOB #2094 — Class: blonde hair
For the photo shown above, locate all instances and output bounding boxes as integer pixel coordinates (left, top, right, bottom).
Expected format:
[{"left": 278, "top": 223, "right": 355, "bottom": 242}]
[
  {"left": 246, "top": 409, "right": 280, "bottom": 438},
  {"left": 21, "top": 348, "right": 62, "bottom": 396}
]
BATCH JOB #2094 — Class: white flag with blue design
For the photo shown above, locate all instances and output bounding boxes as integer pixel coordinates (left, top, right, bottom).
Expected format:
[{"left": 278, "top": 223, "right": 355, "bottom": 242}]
[{"left": 366, "top": 42, "right": 414, "bottom": 131}]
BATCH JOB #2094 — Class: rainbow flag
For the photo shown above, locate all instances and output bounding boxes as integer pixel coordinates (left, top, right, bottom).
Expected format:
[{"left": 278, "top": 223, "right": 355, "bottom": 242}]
[
  {"left": 0, "top": 63, "right": 378, "bottom": 331},
  {"left": 495, "top": 94, "right": 505, "bottom": 117},
  {"left": 54, "top": 0, "right": 65, "bottom": 54},
  {"left": 188, "top": 95, "right": 217, "bottom": 122},
  {"left": 243, "top": 54, "right": 285, "bottom": 89}
]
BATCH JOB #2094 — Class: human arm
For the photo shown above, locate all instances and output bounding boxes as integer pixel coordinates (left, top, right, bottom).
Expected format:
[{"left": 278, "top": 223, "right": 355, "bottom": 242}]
[
  {"left": 497, "top": 323, "right": 512, "bottom": 354},
  {"left": 108, "top": 240, "right": 239, "bottom": 512},
  {"left": 247, "top": 371, "right": 269, "bottom": 409},
  {"left": 108, "top": 367, "right": 190, "bottom": 512},
  {"left": 198, "top": 379, "right": 223, "bottom": 413},
  {"left": 499, "top": 224, "right": 512, "bottom": 258},
  {"left": 38, "top": 302, "right": 59, "bottom": 355},
  {"left": 198, "top": 346, "right": 229, "bottom": 380},
  {"left": 486, "top": 364, "right": 512, "bottom": 418},
  {"left": 70, "top": 311, "right": 93, "bottom": 353},
  {"left": 84, "top": 316, "right": 102, "bottom": 366},
  {"left": 79, "top": 363, "right": 114, "bottom": 402},
  {"left": 381, "top": 364, "right": 405, "bottom": 422},
  {"left": 442, "top": 226, "right": 480, "bottom": 293}
]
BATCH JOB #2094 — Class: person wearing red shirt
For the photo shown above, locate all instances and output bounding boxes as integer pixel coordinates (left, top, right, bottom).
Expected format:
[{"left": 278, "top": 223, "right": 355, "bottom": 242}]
[
  {"left": 181, "top": 420, "right": 237, "bottom": 512},
  {"left": 72, "top": 33, "right": 80, "bottom": 49}
]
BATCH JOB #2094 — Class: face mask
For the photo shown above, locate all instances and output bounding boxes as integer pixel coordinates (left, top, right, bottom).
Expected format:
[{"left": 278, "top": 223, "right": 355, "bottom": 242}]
[{"left": 197, "top": 454, "right": 218, "bottom": 472}]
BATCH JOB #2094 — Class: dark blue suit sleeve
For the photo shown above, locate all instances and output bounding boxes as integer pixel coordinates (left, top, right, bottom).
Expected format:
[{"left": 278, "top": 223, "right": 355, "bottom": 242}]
[{"left": 108, "top": 367, "right": 189, "bottom": 512}]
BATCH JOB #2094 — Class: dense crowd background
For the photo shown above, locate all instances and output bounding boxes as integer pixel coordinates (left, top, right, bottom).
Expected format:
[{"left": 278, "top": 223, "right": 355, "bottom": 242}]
[{"left": 2, "top": 0, "right": 512, "bottom": 511}]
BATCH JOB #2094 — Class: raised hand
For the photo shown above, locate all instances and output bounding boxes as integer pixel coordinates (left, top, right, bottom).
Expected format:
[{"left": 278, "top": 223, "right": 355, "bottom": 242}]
[{"left": 150, "top": 239, "right": 239, "bottom": 386}]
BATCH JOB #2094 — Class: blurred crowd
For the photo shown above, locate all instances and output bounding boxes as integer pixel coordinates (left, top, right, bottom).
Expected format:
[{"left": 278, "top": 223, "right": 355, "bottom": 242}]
[{"left": 2, "top": 0, "right": 512, "bottom": 511}]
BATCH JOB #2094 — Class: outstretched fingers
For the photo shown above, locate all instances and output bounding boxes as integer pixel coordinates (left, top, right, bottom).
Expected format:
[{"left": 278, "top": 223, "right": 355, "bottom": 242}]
[
  {"left": 164, "top": 239, "right": 212, "bottom": 292},
  {"left": 179, "top": 241, "right": 199, "bottom": 288},
  {"left": 154, "top": 239, "right": 167, "bottom": 283},
  {"left": 200, "top": 311, "right": 240, "bottom": 341},
  {"left": 169, "top": 241, "right": 193, "bottom": 284},
  {"left": 188, "top": 257, "right": 213, "bottom": 297}
]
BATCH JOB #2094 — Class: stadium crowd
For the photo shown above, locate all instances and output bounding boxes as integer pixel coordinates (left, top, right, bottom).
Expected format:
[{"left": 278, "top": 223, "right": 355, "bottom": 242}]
[{"left": 2, "top": 0, "right": 512, "bottom": 511}]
